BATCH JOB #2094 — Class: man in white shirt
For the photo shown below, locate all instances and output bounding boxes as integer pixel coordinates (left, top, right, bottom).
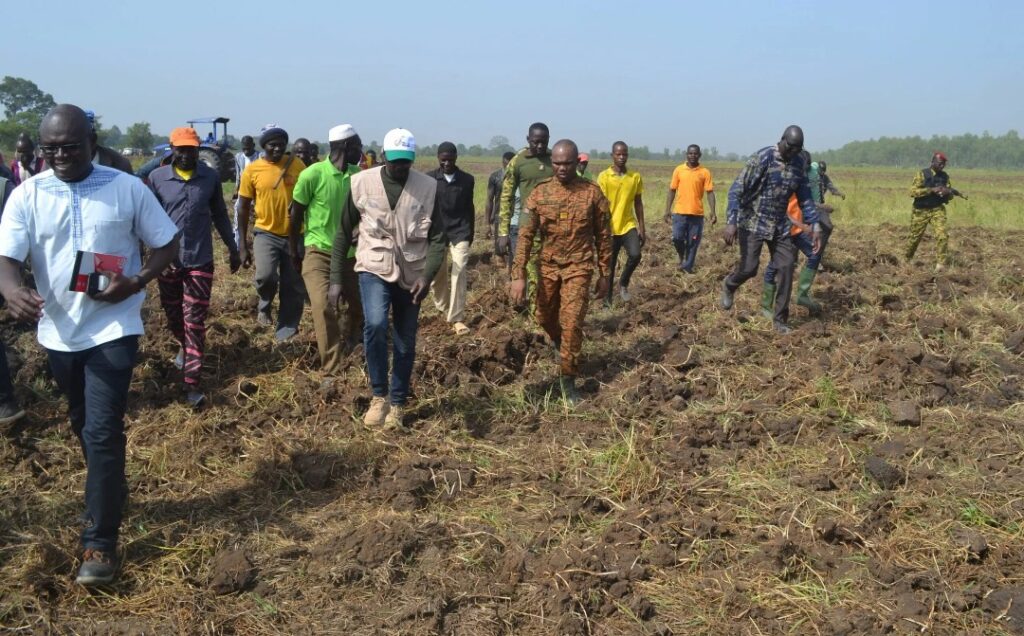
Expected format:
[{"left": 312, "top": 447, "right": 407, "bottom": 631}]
[
  {"left": 0, "top": 104, "right": 180, "bottom": 587},
  {"left": 232, "top": 135, "right": 260, "bottom": 247}
]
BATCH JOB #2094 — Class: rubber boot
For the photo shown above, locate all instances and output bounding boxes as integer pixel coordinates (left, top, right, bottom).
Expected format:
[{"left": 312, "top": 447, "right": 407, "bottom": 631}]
[
  {"left": 760, "top": 282, "right": 776, "bottom": 319},
  {"left": 796, "top": 267, "right": 821, "bottom": 314},
  {"left": 558, "top": 376, "right": 581, "bottom": 406}
]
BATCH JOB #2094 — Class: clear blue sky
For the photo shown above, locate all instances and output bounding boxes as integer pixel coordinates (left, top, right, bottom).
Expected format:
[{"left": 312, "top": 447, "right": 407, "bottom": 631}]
[{"left": 7, "top": 0, "right": 1022, "bottom": 154}]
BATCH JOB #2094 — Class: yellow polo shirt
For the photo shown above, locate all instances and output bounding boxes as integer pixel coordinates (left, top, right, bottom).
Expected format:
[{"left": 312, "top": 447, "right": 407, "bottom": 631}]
[
  {"left": 597, "top": 167, "right": 644, "bottom": 236},
  {"left": 238, "top": 157, "right": 305, "bottom": 237}
]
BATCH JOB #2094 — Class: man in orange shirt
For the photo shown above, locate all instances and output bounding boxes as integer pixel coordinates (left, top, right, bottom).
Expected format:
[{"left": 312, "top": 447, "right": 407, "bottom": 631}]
[{"left": 664, "top": 145, "right": 716, "bottom": 273}]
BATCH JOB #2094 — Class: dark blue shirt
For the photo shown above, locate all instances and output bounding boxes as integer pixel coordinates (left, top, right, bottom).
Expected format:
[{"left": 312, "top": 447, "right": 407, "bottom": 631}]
[
  {"left": 148, "top": 163, "right": 236, "bottom": 267},
  {"left": 727, "top": 145, "right": 818, "bottom": 240}
]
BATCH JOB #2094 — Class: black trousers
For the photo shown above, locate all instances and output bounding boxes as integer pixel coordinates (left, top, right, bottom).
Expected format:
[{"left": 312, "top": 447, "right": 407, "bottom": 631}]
[
  {"left": 607, "top": 228, "right": 642, "bottom": 300},
  {"left": 725, "top": 229, "right": 796, "bottom": 323}
]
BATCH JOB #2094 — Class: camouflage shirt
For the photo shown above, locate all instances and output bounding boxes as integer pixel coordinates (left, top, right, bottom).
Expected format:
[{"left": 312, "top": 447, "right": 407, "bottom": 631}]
[
  {"left": 727, "top": 145, "right": 818, "bottom": 240},
  {"left": 498, "top": 148, "right": 552, "bottom": 236},
  {"left": 514, "top": 177, "right": 612, "bottom": 280}
]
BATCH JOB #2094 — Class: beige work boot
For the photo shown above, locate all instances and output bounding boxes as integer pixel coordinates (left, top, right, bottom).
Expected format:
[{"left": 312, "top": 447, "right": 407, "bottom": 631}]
[
  {"left": 384, "top": 404, "right": 409, "bottom": 432},
  {"left": 364, "top": 397, "right": 389, "bottom": 427}
]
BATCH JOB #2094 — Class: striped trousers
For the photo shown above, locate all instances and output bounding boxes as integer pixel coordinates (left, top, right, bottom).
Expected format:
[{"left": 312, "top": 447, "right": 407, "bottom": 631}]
[{"left": 158, "top": 263, "right": 214, "bottom": 387}]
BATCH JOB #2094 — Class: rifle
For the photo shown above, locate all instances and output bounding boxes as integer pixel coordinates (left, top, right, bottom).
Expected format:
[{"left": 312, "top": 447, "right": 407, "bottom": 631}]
[{"left": 949, "top": 187, "right": 968, "bottom": 201}]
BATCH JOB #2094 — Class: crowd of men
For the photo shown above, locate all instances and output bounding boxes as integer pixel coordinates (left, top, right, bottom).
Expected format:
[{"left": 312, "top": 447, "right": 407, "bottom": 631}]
[{"left": 0, "top": 105, "right": 965, "bottom": 586}]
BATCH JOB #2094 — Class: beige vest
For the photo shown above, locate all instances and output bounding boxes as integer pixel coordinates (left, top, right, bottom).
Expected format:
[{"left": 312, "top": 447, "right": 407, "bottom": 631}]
[{"left": 350, "top": 167, "right": 437, "bottom": 290}]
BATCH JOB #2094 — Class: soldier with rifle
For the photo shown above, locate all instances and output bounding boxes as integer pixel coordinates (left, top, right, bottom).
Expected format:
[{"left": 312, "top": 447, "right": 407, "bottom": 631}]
[{"left": 906, "top": 152, "right": 967, "bottom": 271}]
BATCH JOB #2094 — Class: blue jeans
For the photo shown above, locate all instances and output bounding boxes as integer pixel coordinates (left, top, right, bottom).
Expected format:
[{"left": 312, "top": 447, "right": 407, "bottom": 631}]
[
  {"left": 359, "top": 273, "right": 421, "bottom": 406},
  {"left": 764, "top": 225, "right": 832, "bottom": 283},
  {"left": 671, "top": 215, "right": 704, "bottom": 271},
  {"left": 47, "top": 335, "right": 138, "bottom": 552}
]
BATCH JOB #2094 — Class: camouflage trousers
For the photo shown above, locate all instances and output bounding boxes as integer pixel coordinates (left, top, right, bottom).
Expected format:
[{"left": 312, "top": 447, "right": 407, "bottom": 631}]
[
  {"left": 906, "top": 206, "right": 948, "bottom": 263},
  {"left": 536, "top": 268, "right": 592, "bottom": 377}
]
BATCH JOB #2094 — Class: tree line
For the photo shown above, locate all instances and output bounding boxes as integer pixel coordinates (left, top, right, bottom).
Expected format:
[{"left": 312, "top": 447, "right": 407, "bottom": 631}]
[
  {"left": 3, "top": 76, "right": 1022, "bottom": 168},
  {"left": 813, "top": 131, "right": 1024, "bottom": 169}
]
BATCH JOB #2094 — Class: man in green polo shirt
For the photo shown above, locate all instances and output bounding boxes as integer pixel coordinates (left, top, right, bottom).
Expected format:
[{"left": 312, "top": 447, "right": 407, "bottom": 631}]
[{"left": 289, "top": 124, "right": 364, "bottom": 374}]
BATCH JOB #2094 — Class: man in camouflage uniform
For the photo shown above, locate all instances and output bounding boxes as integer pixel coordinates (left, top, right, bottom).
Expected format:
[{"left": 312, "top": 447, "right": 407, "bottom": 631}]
[
  {"left": 496, "top": 123, "right": 552, "bottom": 308},
  {"left": 509, "top": 140, "right": 611, "bottom": 405},
  {"left": 906, "top": 152, "right": 963, "bottom": 271}
]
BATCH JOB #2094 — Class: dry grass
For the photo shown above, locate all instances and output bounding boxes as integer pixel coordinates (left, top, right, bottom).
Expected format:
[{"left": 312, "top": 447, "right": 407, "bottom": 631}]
[{"left": 1, "top": 169, "right": 1023, "bottom": 633}]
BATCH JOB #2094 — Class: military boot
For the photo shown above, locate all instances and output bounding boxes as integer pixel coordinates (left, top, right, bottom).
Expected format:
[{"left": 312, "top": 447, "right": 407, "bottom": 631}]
[
  {"left": 795, "top": 267, "right": 822, "bottom": 314},
  {"left": 558, "top": 376, "right": 581, "bottom": 406},
  {"left": 760, "top": 282, "right": 776, "bottom": 319}
]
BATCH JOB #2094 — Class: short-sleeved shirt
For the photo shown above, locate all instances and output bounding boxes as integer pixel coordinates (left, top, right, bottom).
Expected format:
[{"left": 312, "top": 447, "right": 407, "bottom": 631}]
[
  {"left": 0, "top": 167, "right": 180, "bottom": 352},
  {"left": 669, "top": 164, "right": 714, "bottom": 215},
  {"left": 292, "top": 160, "right": 360, "bottom": 252},
  {"left": 238, "top": 157, "right": 305, "bottom": 237},
  {"left": 597, "top": 167, "right": 644, "bottom": 236}
]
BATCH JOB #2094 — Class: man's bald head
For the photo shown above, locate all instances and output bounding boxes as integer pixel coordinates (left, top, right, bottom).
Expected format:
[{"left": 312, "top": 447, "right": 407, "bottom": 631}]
[
  {"left": 39, "top": 104, "right": 92, "bottom": 141},
  {"left": 778, "top": 124, "right": 805, "bottom": 162},
  {"left": 39, "top": 104, "right": 94, "bottom": 183},
  {"left": 550, "top": 139, "right": 579, "bottom": 184},
  {"left": 552, "top": 139, "right": 578, "bottom": 158}
]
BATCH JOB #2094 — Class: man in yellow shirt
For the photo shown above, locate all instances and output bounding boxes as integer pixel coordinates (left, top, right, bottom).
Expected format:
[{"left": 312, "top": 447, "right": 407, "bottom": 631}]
[
  {"left": 664, "top": 144, "right": 716, "bottom": 273},
  {"left": 237, "top": 125, "right": 307, "bottom": 341},
  {"left": 597, "top": 141, "right": 645, "bottom": 304}
]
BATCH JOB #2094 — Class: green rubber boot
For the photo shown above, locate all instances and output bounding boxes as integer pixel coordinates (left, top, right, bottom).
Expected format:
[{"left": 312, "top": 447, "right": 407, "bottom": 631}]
[
  {"left": 796, "top": 267, "right": 821, "bottom": 314},
  {"left": 760, "top": 282, "right": 776, "bottom": 319}
]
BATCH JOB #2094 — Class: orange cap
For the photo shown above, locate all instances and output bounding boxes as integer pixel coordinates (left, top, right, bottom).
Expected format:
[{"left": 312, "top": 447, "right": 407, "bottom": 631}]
[{"left": 169, "top": 127, "right": 201, "bottom": 147}]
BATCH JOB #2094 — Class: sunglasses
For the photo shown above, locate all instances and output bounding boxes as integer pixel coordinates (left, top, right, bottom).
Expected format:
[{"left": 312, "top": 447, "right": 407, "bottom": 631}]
[{"left": 39, "top": 143, "right": 85, "bottom": 157}]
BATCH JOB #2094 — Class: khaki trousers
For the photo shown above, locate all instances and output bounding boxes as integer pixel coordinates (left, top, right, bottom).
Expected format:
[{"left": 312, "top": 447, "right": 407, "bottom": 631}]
[{"left": 431, "top": 240, "right": 471, "bottom": 323}]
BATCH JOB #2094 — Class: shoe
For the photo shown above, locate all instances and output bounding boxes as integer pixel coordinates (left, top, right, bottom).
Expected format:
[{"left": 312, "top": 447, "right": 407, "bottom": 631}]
[
  {"left": 453, "top": 322, "right": 470, "bottom": 335},
  {"left": 676, "top": 262, "right": 687, "bottom": 272},
  {"left": 257, "top": 311, "right": 272, "bottom": 326},
  {"left": 0, "top": 400, "right": 26, "bottom": 425},
  {"left": 682, "top": 267, "right": 694, "bottom": 275},
  {"left": 76, "top": 549, "right": 118, "bottom": 586},
  {"left": 384, "top": 404, "right": 408, "bottom": 431},
  {"left": 619, "top": 286, "right": 632, "bottom": 302},
  {"left": 773, "top": 321, "right": 793, "bottom": 335},
  {"left": 185, "top": 390, "right": 206, "bottom": 408},
  {"left": 172, "top": 347, "right": 184, "bottom": 370},
  {"left": 558, "top": 376, "right": 581, "bottom": 406},
  {"left": 274, "top": 326, "right": 298, "bottom": 342},
  {"left": 795, "top": 267, "right": 822, "bottom": 314},
  {"left": 364, "top": 396, "right": 389, "bottom": 427},
  {"left": 761, "top": 282, "right": 776, "bottom": 319},
  {"left": 720, "top": 278, "right": 735, "bottom": 310}
]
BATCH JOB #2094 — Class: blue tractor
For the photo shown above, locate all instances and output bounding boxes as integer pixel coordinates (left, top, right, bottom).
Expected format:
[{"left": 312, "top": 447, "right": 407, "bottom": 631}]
[
  {"left": 189, "top": 117, "right": 235, "bottom": 182},
  {"left": 145, "top": 116, "right": 236, "bottom": 183}
]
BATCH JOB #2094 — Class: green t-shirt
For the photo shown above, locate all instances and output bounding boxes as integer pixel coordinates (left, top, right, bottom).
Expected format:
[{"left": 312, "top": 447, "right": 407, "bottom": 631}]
[{"left": 292, "top": 160, "right": 360, "bottom": 252}]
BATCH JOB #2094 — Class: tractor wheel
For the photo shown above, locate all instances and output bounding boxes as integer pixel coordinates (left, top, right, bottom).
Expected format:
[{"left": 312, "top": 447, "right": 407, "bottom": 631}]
[
  {"left": 220, "top": 151, "right": 236, "bottom": 183},
  {"left": 197, "top": 148, "right": 222, "bottom": 178}
]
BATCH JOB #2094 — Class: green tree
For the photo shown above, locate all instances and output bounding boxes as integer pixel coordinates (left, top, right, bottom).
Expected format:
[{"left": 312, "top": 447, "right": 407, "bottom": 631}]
[
  {"left": 104, "top": 125, "right": 123, "bottom": 148},
  {"left": 0, "top": 76, "right": 57, "bottom": 148},
  {"left": 0, "top": 76, "right": 56, "bottom": 120},
  {"left": 125, "top": 122, "right": 154, "bottom": 152}
]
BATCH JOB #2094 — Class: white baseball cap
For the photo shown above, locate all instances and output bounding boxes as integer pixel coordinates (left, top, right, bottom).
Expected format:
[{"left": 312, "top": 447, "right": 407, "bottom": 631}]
[
  {"left": 382, "top": 128, "right": 416, "bottom": 161},
  {"left": 328, "top": 124, "right": 358, "bottom": 142}
]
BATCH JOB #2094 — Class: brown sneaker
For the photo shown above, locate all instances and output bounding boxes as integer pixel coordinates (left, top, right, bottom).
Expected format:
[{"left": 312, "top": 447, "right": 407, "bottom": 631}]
[
  {"left": 384, "top": 404, "right": 409, "bottom": 432},
  {"left": 364, "top": 396, "right": 389, "bottom": 427}
]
